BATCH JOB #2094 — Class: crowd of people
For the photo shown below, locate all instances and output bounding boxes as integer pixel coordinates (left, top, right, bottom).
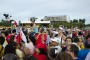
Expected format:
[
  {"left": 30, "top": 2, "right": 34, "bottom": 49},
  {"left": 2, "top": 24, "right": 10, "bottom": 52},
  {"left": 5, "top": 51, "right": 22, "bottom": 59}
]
[{"left": 0, "top": 24, "right": 90, "bottom": 60}]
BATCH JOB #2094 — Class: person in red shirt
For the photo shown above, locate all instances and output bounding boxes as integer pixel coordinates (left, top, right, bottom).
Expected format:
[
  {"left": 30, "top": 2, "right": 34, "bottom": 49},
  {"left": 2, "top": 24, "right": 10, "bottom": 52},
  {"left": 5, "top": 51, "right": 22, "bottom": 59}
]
[
  {"left": 6, "top": 29, "right": 16, "bottom": 44},
  {"left": 33, "top": 27, "right": 47, "bottom": 60},
  {"left": 72, "top": 31, "right": 77, "bottom": 38}
]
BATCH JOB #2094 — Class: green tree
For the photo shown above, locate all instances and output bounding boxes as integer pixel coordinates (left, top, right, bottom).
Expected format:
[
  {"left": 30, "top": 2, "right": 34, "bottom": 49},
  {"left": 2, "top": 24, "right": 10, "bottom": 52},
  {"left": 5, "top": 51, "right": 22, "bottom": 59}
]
[
  {"left": 79, "top": 19, "right": 85, "bottom": 24},
  {"left": 0, "top": 19, "right": 12, "bottom": 26},
  {"left": 73, "top": 19, "right": 78, "bottom": 23},
  {"left": 30, "top": 17, "right": 38, "bottom": 22}
]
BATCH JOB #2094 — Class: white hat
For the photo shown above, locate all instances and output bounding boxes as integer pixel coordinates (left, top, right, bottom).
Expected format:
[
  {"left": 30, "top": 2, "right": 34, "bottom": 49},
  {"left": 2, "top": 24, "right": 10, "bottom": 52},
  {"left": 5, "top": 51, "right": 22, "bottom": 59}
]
[
  {"left": 59, "top": 27, "right": 65, "bottom": 32},
  {"left": 59, "top": 27, "right": 63, "bottom": 30},
  {"left": 54, "top": 31, "right": 58, "bottom": 35},
  {"left": 53, "top": 31, "right": 58, "bottom": 35},
  {"left": 51, "top": 38, "right": 59, "bottom": 43}
]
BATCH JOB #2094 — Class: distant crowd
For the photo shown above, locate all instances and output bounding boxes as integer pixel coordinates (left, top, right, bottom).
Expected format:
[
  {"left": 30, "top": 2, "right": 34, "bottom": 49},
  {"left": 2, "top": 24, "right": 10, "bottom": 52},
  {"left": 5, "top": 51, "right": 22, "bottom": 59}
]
[{"left": 0, "top": 24, "right": 90, "bottom": 60}]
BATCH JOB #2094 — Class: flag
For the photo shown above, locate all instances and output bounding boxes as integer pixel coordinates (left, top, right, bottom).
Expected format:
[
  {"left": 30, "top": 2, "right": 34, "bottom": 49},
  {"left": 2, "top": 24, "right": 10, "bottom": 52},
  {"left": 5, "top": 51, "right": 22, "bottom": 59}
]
[
  {"left": 20, "top": 29, "right": 27, "bottom": 44},
  {"left": 15, "top": 27, "right": 27, "bottom": 45},
  {"left": 13, "top": 21, "right": 17, "bottom": 27},
  {"left": 15, "top": 32, "right": 22, "bottom": 45}
]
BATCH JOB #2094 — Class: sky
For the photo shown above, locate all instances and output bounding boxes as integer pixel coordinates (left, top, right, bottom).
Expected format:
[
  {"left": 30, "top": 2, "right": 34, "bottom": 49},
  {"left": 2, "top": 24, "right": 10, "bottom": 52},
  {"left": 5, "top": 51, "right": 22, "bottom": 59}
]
[{"left": 0, "top": 0, "right": 90, "bottom": 24}]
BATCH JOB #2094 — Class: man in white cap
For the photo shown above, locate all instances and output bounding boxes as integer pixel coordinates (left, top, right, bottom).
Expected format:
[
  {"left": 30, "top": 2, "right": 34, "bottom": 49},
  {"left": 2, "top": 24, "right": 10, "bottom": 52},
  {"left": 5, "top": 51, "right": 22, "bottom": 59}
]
[
  {"left": 50, "top": 37, "right": 62, "bottom": 54},
  {"left": 48, "top": 37, "right": 62, "bottom": 60}
]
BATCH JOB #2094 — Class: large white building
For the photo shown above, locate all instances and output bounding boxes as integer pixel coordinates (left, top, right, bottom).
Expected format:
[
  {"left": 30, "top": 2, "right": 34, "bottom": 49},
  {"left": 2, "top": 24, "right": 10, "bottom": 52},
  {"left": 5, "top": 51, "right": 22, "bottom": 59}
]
[
  {"left": 44, "top": 15, "right": 67, "bottom": 24},
  {"left": 44, "top": 15, "right": 67, "bottom": 21}
]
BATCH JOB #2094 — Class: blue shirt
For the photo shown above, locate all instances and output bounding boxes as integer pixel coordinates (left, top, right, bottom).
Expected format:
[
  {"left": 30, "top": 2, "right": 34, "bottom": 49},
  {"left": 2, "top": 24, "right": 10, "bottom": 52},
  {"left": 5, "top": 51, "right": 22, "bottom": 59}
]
[
  {"left": 34, "top": 27, "right": 38, "bottom": 33},
  {"left": 78, "top": 49, "right": 90, "bottom": 60}
]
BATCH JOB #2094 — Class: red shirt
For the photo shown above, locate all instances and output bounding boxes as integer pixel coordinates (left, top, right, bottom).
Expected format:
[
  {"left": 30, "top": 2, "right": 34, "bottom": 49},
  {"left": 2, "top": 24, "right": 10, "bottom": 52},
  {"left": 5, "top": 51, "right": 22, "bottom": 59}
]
[
  {"left": 33, "top": 33, "right": 47, "bottom": 60},
  {"left": 73, "top": 32, "right": 77, "bottom": 38},
  {"left": 33, "top": 53, "right": 47, "bottom": 60},
  {"left": 35, "top": 33, "right": 47, "bottom": 45},
  {"left": 6, "top": 34, "right": 13, "bottom": 44},
  {"left": 35, "top": 33, "right": 47, "bottom": 51}
]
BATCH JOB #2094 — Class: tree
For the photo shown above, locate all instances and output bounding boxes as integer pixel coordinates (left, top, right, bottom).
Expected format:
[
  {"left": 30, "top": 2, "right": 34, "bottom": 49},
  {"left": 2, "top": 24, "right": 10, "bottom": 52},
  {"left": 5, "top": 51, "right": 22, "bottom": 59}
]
[
  {"left": 73, "top": 19, "right": 78, "bottom": 23},
  {"left": 3, "top": 14, "right": 9, "bottom": 19},
  {"left": 30, "top": 17, "right": 38, "bottom": 22},
  {"left": 79, "top": 19, "right": 85, "bottom": 24},
  {"left": 53, "top": 23, "right": 59, "bottom": 28},
  {"left": 41, "top": 19, "right": 44, "bottom": 21},
  {"left": 0, "top": 19, "right": 14, "bottom": 27}
]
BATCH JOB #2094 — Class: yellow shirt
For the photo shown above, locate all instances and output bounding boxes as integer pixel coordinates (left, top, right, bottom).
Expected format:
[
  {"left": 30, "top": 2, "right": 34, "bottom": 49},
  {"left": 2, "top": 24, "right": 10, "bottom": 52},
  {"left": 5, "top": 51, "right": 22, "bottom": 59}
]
[
  {"left": 78, "top": 43, "right": 84, "bottom": 49},
  {"left": 0, "top": 45, "right": 4, "bottom": 60}
]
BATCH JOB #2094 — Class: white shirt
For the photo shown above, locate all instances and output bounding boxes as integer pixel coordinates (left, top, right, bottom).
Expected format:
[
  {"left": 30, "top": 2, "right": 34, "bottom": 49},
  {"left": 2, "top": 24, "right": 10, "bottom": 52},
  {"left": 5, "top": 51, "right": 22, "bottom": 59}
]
[{"left": 50, "top": 46, "right": 62, "bottom": 54}]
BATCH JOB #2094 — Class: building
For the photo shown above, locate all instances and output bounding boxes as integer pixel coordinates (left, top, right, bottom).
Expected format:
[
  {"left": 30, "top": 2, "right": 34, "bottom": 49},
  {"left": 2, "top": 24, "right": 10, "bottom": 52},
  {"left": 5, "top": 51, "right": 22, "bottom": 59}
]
[
  {"left": 44, "top": 15, "right": 67, "bottom": 24},
  {"left": 20, "top": 20, "right": 50, "bottom": 27}
]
